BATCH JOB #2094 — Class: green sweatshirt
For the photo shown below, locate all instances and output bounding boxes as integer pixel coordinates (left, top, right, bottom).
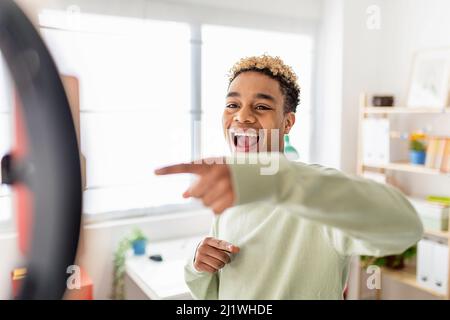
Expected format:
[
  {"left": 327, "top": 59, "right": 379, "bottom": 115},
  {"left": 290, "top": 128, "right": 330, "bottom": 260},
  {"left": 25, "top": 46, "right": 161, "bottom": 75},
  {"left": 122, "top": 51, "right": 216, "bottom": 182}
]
[{"left": 184, "top": 153, "right": 423, "bottom": 299}]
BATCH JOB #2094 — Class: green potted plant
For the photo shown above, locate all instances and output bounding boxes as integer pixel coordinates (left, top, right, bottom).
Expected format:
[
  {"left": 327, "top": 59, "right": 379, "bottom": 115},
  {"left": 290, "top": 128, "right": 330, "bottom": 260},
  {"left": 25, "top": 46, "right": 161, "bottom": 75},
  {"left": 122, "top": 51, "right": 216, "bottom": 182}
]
[
  {"left": 110, "top": 228, "right": 148, "bottom": 300},
  {"left": 111, "top": 237, "right": 131, "bottom": 300},
  {"left": 409, "top": 132, "right": 427, "bottom": 165},
  {"left": 129, "top": 228, "right": 148, "bottom": 256},
  {"left": 360, "top": 245, "right": 417, "bottom": 270}
]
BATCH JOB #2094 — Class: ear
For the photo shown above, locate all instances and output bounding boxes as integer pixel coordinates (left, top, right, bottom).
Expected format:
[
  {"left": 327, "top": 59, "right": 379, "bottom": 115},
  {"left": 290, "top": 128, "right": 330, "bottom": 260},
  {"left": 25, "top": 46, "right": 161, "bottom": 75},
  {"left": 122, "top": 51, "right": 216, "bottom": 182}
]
[{"left": 283, "top": 112, "right": 296, "bottom": 134}]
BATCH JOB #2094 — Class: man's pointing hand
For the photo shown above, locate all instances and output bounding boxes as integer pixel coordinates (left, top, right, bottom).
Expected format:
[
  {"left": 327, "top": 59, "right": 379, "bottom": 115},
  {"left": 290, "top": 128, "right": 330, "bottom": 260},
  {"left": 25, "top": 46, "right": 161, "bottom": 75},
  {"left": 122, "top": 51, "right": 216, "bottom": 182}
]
[{"left": 155, "top": 158, "right": 235, "bottom": 214}]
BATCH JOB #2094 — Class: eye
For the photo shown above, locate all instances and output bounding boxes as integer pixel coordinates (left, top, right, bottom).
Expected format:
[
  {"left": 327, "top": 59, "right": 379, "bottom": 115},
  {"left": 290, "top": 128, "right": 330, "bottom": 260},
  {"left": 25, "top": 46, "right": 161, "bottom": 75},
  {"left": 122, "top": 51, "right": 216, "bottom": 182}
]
[
  {"left": 255, "top": 105, "right": 271, "bottom": 111},
  {"left": 226, "top": 103, "right": 239, "bottom": 109}
]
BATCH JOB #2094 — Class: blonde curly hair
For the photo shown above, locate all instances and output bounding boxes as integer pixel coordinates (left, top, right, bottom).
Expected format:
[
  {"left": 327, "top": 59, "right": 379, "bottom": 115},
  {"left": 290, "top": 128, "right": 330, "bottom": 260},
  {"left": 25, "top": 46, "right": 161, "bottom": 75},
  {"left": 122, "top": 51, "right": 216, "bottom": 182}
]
[{"left": 228, "top": 54, "right": 300, "bottom": 113}]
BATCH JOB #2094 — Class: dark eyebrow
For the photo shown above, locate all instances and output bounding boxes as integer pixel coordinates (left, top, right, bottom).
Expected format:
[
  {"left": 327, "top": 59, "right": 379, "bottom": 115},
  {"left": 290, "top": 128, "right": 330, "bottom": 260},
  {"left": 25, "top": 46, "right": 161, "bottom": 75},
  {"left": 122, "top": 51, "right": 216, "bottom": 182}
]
[
  {"left": 226, "top": 91, "right": 276, "bottom": 102},
  {"left": 226, "top": 91, "right": 240, "bottom": 98},
  {"left": 254, "top": 93, "right": 276, "bottom": 102}
]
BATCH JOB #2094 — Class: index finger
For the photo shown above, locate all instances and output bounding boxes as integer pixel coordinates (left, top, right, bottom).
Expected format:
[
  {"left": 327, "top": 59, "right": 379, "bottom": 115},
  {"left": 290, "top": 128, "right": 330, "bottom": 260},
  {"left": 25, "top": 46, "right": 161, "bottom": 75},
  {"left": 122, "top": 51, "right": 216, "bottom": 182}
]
[
  {"left": 206, "top": 238, "right": 240, "bottom": 254},
  {"left": 154, "top": 163, "right": 206, "bottom": 175}
]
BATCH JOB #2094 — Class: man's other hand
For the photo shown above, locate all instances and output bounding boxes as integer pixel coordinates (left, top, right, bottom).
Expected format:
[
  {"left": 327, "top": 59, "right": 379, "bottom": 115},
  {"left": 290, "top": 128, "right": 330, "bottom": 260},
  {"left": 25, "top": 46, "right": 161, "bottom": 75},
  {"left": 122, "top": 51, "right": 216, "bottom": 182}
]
[{"left": 192, "top": 237, "right": 240, "bottom": 273}]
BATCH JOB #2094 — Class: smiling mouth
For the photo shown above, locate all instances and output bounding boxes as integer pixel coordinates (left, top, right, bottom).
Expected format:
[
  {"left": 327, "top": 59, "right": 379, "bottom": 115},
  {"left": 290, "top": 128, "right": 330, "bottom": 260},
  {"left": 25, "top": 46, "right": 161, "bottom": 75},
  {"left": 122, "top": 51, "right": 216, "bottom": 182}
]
[{"left": 229, "top": 129, "right": 262, "bottom": 152}]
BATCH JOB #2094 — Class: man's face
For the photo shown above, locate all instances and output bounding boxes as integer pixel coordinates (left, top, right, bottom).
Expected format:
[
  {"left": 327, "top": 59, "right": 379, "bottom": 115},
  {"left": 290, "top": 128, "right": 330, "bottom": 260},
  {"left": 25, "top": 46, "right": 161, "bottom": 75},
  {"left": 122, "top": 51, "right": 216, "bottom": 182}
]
[{"left": 223, "top": 71, "right": 295, "bottom": 153}]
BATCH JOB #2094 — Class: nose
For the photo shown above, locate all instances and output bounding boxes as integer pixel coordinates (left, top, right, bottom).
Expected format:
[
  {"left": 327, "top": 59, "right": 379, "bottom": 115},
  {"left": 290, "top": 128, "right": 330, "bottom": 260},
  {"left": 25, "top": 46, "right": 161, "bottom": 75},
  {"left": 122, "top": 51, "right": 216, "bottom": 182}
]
[{"left": 233, "top": 106, "right": 256, "bottom": 124}]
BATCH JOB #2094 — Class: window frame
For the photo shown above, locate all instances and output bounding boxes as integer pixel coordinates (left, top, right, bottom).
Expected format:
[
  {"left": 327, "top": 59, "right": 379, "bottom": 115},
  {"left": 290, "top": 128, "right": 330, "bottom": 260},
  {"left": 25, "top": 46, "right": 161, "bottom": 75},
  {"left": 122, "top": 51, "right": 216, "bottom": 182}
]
[{"left": 38, "top": 16, "right": 196, "bottom": 222}]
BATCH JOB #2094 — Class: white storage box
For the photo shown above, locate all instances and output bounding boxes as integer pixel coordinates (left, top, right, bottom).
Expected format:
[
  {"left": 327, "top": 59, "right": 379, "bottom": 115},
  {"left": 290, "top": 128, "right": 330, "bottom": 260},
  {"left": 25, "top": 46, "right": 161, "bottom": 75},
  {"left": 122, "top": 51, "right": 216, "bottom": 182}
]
[
  {"left": 409, "top": 198, "right": 449, "bottom": 232},
  {"left": 417, "top": 238, "right": 449, "bottom": 295},
  {"left": 362, "top": 118, "right": 408, "bottom": 165}
]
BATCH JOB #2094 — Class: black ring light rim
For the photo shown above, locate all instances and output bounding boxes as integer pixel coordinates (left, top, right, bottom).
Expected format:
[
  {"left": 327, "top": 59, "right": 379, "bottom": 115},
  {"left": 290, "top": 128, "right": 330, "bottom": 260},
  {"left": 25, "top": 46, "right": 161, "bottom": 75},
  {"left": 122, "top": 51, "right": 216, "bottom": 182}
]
[{"left": 0, "top": 1, "right": 82, "bottom": 300}]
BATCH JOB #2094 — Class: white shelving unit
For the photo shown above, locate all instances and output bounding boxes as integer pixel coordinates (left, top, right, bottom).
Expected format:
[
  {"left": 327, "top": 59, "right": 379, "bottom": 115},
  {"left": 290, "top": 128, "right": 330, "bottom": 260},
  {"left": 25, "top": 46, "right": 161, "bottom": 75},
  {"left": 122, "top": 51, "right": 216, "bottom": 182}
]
[{"left": 355, "top": 93, "right": 450, "bottom": 300}]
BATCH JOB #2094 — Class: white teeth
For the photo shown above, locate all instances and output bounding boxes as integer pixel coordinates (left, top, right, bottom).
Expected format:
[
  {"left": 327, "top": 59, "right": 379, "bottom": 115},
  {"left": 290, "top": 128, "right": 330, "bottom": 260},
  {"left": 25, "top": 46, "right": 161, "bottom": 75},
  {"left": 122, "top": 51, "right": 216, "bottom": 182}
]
[
  {"left": 234, "top": 132, "right": 258, "bottom": 137},
  {"left": 229, "top": 129, "right": 259, "bottom": 137}
]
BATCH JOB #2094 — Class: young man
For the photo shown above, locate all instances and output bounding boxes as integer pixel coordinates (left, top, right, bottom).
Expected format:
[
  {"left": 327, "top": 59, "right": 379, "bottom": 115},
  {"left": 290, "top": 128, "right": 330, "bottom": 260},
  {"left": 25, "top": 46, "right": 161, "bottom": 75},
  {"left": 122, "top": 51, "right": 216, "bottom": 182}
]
[{"left": 155, "top": 55, "right": 423, "bottom": 299}]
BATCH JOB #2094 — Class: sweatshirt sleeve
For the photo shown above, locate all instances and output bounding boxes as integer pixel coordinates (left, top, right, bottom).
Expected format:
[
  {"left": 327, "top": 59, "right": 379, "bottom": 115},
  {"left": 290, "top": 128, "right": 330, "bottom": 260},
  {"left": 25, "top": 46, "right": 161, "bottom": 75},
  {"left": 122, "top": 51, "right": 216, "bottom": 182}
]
[
  {"left": 184, "top": 217, "right": 220, "bottom": 299},
  {"left": 227, "top": 153, "right": 424, "bottom": 257}
]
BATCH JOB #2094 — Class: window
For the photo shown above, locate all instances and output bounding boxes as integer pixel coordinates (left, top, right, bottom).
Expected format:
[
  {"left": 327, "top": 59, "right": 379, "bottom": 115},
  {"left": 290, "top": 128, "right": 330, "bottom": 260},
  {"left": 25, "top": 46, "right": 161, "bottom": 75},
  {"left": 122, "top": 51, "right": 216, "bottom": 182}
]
[
  {"left": 0, "top": 55, "right": 13, "bottom": 225},
  {"left": 201, "top": 25, "right": 313, "bottom": 161},
  {"left": 40, "top": 12, "right": 193, "bottom": 217}
]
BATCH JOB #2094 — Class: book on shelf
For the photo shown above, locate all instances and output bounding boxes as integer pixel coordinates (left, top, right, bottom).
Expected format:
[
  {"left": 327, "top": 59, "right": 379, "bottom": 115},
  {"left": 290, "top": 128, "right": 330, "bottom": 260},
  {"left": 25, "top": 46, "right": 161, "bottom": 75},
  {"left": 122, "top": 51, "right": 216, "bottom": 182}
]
[
  {"left": 441, "top": 139, "right": 450, "bottom": 173},
  {"left": 427, "top": 195, "right": 450, "bottom": 206},
  {"left": 425, "top": 137, "right": 450, "bottom": 171},
  {"left": 425, "top": 139, "right": 437, "bottom": 168},
  {"left": 436, "top": 139, "right": 447, "bottom": 169}
]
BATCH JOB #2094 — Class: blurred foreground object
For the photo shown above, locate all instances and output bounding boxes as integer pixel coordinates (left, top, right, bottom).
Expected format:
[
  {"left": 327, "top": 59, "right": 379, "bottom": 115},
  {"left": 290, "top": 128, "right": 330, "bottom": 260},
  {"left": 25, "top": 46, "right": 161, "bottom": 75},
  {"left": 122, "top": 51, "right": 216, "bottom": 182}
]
[
  {"left": 11, "top": 267, "right": 93, "bottom": 300},
  {"left": 0, "top": 0, "right": 82, "bottom": 299}
]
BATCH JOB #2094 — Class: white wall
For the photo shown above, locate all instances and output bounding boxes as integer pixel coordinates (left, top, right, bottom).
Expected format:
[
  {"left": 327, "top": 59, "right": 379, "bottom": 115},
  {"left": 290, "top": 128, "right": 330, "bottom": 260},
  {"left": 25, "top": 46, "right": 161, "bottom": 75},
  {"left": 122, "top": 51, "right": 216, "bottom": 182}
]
[
  {"left": 339, "top": 0, "right": 385, "bottom": 173},
  {"left": 378, "top": 0, "right": 450, "bottom": 100},
  {"left": 311, "top": 0, "right": 343, "bottom": 168},
  {"left": 156, "top": 0, "right": 323, "bottom": 21},
  {"left": 313, "top": 0, "right": 386, "bottom": 170},
  {"left": 43, "top": 0, "right": 322, "bottom": 34}
]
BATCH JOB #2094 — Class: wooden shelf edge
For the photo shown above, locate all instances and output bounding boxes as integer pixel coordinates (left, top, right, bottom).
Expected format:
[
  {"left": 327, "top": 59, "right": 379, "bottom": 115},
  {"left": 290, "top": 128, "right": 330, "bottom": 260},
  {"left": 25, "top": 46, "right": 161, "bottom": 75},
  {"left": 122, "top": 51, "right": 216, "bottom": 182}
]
[
  {"left": 362, "top": 162, "right": 445, "bottom": 176},
  {"left": 424, "top": 229, "right": 450, "bottom": 240},
  {"left": 363, "top": 107, "right": 450, "bottom": 114},
  {"left": 380, "top": 267, "right": 448, "bottom": 299}
]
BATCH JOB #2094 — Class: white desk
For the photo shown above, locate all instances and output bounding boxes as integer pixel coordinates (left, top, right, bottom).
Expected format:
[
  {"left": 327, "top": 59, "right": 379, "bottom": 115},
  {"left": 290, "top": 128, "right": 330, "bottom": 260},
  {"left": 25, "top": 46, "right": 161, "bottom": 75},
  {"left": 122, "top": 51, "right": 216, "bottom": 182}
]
[{"left": 125, "top": 236, "right": 203, "bottom": 300}]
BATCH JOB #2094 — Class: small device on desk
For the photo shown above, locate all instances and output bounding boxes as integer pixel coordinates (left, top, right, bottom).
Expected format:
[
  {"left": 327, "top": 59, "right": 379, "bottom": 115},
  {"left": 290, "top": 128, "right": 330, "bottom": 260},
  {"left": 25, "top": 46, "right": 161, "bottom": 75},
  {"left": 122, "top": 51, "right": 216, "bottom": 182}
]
[
  {"left": 125, "top": 236, "right": 202, "bottom": 300},
  {"left": 149, "top": 254, "right": 163, "bottom": 262}
]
